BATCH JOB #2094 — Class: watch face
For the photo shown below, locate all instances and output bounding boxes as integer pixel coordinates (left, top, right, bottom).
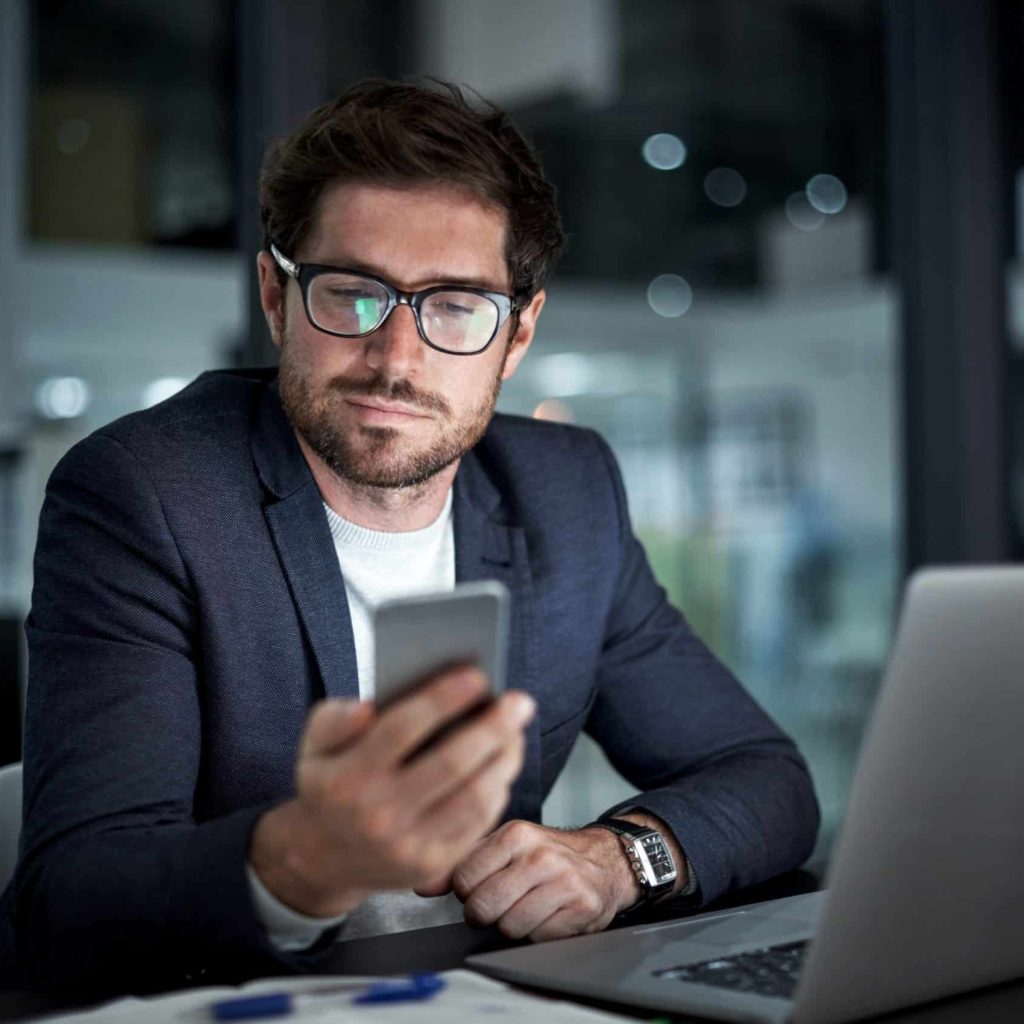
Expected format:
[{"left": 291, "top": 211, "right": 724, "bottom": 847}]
[{"left": 639, "top": 833, "right": 677, "bottom": 886}]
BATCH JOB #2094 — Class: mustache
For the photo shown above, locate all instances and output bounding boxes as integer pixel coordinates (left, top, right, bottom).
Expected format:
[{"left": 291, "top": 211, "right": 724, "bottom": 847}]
[{"left": 326, "top": 372, "right": 452, "bottom": 418}]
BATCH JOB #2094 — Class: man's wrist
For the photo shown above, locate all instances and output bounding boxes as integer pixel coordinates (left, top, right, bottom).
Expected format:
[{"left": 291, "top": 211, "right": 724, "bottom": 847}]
[
  {"left": 586, "top": 810, "right": 691, "bottom": 911},
  {"left": 246, "top": 862, "right": 348, "bottom": 951},
  {"left": 581, "top": 824, "right": 644, "bottom": 913},
  {"left": 250, "top": 800, "right": 368, "bottom": 918},
  {"left": 615, "top": 811, "right": 690, "bottom": 898}
]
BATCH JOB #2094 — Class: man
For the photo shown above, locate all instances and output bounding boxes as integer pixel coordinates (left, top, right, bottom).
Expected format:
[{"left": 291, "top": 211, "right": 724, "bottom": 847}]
[{"left": 2, "top": 80, "right": 818, "bottom": 995}]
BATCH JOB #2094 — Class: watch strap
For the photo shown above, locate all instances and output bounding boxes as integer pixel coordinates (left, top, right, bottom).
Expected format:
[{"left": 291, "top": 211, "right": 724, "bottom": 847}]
[{"left": 591, "top": 817, "right": 654, "bottom": 841}]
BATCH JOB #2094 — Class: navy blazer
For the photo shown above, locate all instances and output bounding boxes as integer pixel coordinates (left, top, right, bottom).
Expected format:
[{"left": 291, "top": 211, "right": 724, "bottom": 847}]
[{"left": 3, "top": 368, "right": 818, "bottom": 994}]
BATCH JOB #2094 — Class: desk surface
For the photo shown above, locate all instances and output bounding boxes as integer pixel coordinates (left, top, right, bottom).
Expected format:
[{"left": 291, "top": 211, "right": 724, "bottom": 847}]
[{"left": 4, "top": 869, "right": 1024, "bottom": 1023}]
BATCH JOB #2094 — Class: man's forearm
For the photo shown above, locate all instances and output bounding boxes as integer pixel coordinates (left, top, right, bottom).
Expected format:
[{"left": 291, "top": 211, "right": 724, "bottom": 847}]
[{"left": 14, "top": 806, "right": 296, "bottom": 994}]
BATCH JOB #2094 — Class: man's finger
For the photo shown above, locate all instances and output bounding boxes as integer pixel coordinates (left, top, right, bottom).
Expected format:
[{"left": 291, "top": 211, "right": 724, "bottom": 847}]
[
  {"left": 362, "top": 667, "right": 490, "bottom": 767},
  {"left": 460, "top": 829, "right": 571, "bottom": 926},
  {"left": 461, "top": 862, "right": 535, "bottom": 926},
  {"left": 425, "top": 740, "right": 527, "bottom": 860},
  {"left": 527, "top": 905, "right": 602, "bottom": 943},
  {"left": 412, "top": 869, "right": 454, "bottom": 898},
  {"left": 300, "top": 699, "right": 375, "bottom": 759},
  {"left": 399, "top": 692, "right": 533, "bottom": 810},
  {"left": 495, "top": 881, "right": 575, "bottom": 941},
  {"left": 448, "top": 819, "right": 537, "bottom": 901}
]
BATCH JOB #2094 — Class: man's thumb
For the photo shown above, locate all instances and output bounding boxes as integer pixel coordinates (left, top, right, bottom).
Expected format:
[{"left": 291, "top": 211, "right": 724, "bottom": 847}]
[{"left": 414, "top": 870, "right": 454, "bottom": 898}]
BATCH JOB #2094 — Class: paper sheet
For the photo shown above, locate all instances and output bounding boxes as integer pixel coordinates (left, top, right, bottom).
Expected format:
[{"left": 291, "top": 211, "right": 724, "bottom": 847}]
[{"left": 35, "top": 969, "right": 636, "bottom": 1023}]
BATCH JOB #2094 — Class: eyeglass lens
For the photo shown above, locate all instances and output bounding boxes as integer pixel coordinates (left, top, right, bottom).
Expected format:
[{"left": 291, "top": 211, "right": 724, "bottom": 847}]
[{"left": 307, "top": 272, "right": 500, "bottom": 352}]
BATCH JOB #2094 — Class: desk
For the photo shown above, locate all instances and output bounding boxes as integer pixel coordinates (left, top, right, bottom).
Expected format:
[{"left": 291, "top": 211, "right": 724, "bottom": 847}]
[{"left": 4, "top": 869, "right": 1024, "bottom": 1023}]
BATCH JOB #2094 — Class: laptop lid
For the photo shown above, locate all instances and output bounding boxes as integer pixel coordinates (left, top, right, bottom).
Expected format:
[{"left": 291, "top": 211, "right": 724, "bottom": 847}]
[{"left": 792, "top": 566, "right": 1024, "bottom": 1022}]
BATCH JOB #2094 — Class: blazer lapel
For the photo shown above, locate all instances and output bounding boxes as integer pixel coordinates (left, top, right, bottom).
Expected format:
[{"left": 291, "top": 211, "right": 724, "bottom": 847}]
[
  {"left": 265, "top": 489, "right": 359, "bottom": 700},
  {"left": 454, "top": 451, "right": 542, "bottom": 821},
  {"left": 252, "top": 380, "right": 359, "bottom": 701}
]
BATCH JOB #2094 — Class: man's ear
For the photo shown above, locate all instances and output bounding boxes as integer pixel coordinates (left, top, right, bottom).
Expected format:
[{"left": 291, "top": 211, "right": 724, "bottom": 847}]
[
  {"left": 256, "top": 251, "right": 287, "bottom": 348},
  {"left": 502, "top": 289, "right": 546, "bottom": 381}
]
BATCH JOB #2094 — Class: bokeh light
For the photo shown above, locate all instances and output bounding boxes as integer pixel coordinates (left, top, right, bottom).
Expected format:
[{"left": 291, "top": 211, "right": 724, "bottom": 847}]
[
  {"left": 647, "top": 274, "right": 694, "bottom": 318},
  {"left": 806, "top": 173, "right": 848, "bottom": 215},
  {"left": 642, "top": 133, "right": 687, "bottom": 171},
  {"left": 703, "top": 167, "right": 747, "bottom": 207},
  {"left": 36, "top": 377, "right": 90, "bottom": 419},
  {"left": 143, "top": 377, "right": 190, "bottom": 408}
]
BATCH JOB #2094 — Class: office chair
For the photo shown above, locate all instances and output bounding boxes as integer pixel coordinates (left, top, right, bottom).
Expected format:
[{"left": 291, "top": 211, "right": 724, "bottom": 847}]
[{"left": 0, "top": 761, "right": 22, "bottom": 891}]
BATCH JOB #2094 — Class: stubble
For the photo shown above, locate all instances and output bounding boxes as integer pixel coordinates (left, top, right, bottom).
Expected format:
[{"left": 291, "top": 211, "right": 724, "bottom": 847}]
[{"left": 277, "top": 334, "right": 505, "bottom": 491}]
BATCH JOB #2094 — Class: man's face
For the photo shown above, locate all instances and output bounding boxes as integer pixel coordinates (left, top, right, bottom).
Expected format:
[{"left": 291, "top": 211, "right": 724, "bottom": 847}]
[{"left": 258, "top": 182, "right": 543, "bottom": 490}]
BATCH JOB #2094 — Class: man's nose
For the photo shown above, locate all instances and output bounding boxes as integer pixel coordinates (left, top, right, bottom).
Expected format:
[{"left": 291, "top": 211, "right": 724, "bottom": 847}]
[{"left": 362, "top": 304, "right": 424, "bottom": 376}]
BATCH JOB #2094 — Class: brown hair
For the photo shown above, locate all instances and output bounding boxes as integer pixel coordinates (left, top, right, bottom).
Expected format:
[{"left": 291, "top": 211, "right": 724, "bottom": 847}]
[{"left": 258, "top": 78, "right": 566, "bottom": 304}]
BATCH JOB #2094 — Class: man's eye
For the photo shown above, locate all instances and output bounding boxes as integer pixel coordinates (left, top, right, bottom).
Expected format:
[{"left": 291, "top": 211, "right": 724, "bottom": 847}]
[
  {"left": 439, "top": 301, "right": 475, "bottom": 317},
  {"left": 328, "top": 287, "right": 375, "bottom": 301}
]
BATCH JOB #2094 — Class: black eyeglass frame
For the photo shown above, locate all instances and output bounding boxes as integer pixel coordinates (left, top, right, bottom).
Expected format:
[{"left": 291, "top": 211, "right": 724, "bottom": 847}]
[{"left": 269, "top": 244, "right": 519, "bottom": 356}]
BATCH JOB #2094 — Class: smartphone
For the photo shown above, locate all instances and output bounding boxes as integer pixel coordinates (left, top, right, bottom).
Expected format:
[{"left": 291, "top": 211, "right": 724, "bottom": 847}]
[{"left": 372, "top": 580, "right": 510, "bottom": 710}]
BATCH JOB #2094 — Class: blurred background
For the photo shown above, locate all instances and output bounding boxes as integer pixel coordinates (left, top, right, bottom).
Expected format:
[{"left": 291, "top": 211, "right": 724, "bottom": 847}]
[{"left": 0, "top": 0, "right": 1018, "bottom": 859}]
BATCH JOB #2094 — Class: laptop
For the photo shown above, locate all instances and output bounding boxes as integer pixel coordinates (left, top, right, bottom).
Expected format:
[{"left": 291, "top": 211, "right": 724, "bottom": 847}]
[{"left": 468, "top": 567, "right": 1024, "bottom": 1023}]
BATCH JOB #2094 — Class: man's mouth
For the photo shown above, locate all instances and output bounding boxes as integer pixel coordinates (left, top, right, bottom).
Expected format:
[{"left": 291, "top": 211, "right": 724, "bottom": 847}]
[
  {"left": 327, "top": 373, "right": 452, "bottom": 419},
  {"left": 344, "top": 396, "right": 431, "bottom": 420}
]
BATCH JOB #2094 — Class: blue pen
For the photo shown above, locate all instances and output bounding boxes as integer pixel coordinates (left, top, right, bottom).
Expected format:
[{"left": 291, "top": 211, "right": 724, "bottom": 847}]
[{"left": 210, "top": 972, "right": 446, "bottom": 1020}]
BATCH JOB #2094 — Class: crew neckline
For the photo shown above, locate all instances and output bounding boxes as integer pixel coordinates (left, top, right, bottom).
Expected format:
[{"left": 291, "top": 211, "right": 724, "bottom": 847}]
[{"left": 323, "top": 490, "right": 453, "bottom": 551}]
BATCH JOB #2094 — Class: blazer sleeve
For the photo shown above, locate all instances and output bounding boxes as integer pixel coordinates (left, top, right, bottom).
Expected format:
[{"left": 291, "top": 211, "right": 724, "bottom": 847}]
[
  {"left": 13, "top": 432, "right": 332, "bottom": 995},
  {"left": 584, "top": 433, "right": 820, "bottom": 905}
]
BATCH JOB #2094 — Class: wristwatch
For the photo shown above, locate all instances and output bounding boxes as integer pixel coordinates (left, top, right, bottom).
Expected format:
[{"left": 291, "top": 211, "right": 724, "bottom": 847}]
[{"left": 587, "top": 817, "right": 677, "bottom": 912}]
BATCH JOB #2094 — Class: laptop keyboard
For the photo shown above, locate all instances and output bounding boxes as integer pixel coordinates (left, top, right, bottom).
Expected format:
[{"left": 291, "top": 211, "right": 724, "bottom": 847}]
[{"left": 653, "top": 939, "right": 808, "bottom": 1000}]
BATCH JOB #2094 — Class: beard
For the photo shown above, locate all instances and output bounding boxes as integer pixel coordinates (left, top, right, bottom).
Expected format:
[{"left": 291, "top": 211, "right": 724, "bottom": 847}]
[{"left": 277, "top": 335, "right": 505, "bottom": 490}]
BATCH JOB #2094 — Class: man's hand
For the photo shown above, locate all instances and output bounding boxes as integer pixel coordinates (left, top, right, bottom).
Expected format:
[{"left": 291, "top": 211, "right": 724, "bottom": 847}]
[
  {"left": 249, "top": 667, "right": 535, "bottom": 918},
  {"left": 414, "top": 820, "right": 636, "bottom": 941},
  {"left": 416, "top": 814, "right": 689, "bottom": 942}
]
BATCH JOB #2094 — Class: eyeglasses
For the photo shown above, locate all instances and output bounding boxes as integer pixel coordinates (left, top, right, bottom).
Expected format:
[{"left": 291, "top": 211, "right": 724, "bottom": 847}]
[{"left": 270, "top": 244, "right": 518, "bottom": 355}]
